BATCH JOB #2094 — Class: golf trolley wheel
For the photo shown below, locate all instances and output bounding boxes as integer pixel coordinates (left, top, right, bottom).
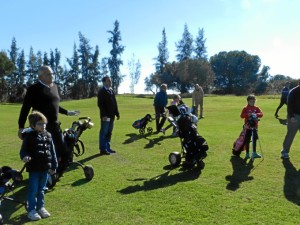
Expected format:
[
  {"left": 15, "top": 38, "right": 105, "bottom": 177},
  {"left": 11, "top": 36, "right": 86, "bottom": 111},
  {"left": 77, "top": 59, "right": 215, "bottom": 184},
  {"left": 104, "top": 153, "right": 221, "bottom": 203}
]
[
  {"left": 147, "top": 127, "right": 153, "bottom": 134},
  {"left": 83, "top": 165, "right": 94, "bottom": 180},
  {"left": 139, "top": 128, "right": 145, "bottom": 135},
  {"left": 197, "top": 160, "right": 205, "bottom": 170},
  {"left": 169, "top": 152, "right": 181, "bottom": 167},
  {"left": 47, "top": 173, "right": 58, "bottom": 189}
]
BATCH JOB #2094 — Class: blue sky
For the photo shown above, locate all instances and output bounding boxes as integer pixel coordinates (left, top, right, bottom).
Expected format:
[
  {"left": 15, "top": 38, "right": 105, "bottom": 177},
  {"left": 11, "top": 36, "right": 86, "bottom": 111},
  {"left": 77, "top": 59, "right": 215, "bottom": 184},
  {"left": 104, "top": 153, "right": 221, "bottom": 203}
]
[{"left": 1, "top": 0, "right": 299, "bottom": 93}]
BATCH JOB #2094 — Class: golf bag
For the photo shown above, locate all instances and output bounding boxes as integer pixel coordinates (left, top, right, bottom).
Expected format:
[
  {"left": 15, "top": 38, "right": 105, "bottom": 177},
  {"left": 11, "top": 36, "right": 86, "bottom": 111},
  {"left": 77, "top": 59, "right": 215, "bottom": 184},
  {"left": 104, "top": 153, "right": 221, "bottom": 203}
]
[
  {"left": 53, "top": 117, "right": 95, "bottom": 186},
  {"left": 132, "top": 114, "right": 153, "bottom": 135},
  {"left": 232, "top": 113, "right": 258, "bottom": 156},
  {"left": 167, "top": 104, "right": 209, "bottom": 168},
  {"left": 232, "top": 127, "right": 247, "bottom": 156}
]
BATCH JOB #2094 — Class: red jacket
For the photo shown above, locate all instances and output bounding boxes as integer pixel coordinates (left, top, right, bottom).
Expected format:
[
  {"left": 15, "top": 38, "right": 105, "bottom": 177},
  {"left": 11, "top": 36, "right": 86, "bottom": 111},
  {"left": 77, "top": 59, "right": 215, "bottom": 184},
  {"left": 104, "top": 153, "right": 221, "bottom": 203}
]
[{"left": 240, "top": 105, "right": 263, "bottom": 127}]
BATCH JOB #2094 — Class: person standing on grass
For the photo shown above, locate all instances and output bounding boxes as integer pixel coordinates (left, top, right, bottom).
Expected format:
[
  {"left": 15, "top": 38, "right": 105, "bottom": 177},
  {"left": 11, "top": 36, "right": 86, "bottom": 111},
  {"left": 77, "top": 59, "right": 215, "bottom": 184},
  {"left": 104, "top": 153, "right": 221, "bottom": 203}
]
[
  {"left": 275, "top": 82, "right": 290, "bottom": 117},
  {"left": 281, "top": 80, "right": 300, "bottom": 159},
  {"left": 161, "top": 94, "right": 181, "bottom": 136},
  {"left": 240, "top": 95, "right": 263, "bottom": 160},
  {"left": 97, "top": 76, "right": 120, "bottom": 155},
  {"left": 153, "top": 84, "right": 168, "bottom": 133},
  {"left": 18, "top": 65, "right": 79, "bottom": 177},
  {"left": 20, "top": 111, "right": 57, "bottom": 221},
  {"left": 192, "top": 83, "right": 204, "bottom": 118}
]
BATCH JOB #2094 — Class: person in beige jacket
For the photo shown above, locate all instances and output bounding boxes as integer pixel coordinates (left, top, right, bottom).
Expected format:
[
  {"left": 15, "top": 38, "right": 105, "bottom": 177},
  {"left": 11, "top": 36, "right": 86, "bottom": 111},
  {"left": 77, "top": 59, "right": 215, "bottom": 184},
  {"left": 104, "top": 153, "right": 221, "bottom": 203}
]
[{"left": 192, "top": 84, "right": 204, "bottom": 118}]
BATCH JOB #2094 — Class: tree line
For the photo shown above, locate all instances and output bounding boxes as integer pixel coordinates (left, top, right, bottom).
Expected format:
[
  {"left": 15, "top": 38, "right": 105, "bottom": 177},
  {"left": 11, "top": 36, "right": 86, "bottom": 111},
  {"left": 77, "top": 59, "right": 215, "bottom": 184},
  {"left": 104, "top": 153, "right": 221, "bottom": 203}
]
[{"left": 0, "top": 22, "right": 295, "bottom": 103}]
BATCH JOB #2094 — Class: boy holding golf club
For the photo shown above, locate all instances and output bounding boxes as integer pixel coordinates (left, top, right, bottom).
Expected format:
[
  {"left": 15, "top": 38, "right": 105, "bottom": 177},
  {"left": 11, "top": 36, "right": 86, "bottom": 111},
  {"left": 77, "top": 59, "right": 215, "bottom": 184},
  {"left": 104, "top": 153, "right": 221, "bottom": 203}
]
[{"left": 240, "top": 95, "right": 264, "bottom": 160}]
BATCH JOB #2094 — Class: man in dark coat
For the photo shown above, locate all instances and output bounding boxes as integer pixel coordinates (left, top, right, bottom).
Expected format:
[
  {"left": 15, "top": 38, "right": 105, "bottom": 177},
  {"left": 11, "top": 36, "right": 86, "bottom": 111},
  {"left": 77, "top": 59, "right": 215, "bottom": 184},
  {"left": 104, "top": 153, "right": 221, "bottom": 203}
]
[{"left": 97, "top": 76, "right": 120, "bottom": 155}]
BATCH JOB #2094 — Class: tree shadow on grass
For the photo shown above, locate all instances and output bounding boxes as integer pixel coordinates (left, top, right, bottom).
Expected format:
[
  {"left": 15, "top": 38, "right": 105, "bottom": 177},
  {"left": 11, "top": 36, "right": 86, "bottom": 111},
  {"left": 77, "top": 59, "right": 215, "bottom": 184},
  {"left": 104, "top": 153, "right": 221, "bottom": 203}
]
[
  {"left": 225, "top": 156, "right": 254, "bottom": 191},
  {"left": 122, "top": 132, "right": 152, "bottom": 144},
  {"left": 282, "top": 159, "right": 300, "bottom": 206},
  {"left": 123, "top": 132, "right": 172, "bottom": 149},
  {"left": 118, "top": 166, "right": 202, "bottom": 194}
]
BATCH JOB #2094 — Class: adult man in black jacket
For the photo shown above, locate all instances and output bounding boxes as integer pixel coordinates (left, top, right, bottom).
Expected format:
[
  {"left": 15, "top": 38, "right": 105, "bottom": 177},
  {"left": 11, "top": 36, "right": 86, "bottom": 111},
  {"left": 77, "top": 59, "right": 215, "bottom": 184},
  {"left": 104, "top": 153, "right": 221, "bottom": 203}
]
[
  {"left": 281, "top": 80, "right": 300, "bottom": 159},
  {"left": 97, "top": 76, "right": 120, "bottom": 155},
  {"left": 18, "top": 66, "right": 79, "bottom": 174}
]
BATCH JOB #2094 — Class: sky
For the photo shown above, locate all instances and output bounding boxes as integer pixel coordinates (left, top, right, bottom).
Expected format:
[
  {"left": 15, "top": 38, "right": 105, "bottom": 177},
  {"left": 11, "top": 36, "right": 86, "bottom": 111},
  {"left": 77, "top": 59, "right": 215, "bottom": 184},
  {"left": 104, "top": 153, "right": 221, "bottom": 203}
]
[{"left": 1, "top": 0, "right": 300, "bottom": 93}]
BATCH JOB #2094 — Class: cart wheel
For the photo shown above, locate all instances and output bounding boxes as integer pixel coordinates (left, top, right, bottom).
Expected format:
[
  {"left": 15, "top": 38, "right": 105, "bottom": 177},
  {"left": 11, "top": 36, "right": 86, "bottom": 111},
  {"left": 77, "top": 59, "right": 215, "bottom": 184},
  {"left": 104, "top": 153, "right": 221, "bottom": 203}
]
[
  {"left": 47, "top": 173, "right": 58, "bottom": 189},
  {"left": 139, "top": 128, "right": 145, "bottom": 135},
  {"left": 197, "top": 160, "right": 205, "bottom": 170},
  {"left": 84, "top": 165, "right": 94, "bottom": 180},
  {"left": 147, "top": 127, "right": 153, "bottom": 134},
  {"left": 169, "top": 152, "right": 181, "bottom": 167}
]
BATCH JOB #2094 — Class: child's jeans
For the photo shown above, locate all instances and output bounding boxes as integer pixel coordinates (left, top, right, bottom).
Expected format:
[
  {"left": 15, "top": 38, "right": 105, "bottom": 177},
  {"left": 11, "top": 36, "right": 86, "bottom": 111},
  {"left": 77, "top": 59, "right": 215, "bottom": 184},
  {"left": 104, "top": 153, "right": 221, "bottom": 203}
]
[
  {"left": 244, "top": 128, "right": 258, "bottom": 152},
  {"left": 27, "top": 171, "right": 48, "bottom": 212}
]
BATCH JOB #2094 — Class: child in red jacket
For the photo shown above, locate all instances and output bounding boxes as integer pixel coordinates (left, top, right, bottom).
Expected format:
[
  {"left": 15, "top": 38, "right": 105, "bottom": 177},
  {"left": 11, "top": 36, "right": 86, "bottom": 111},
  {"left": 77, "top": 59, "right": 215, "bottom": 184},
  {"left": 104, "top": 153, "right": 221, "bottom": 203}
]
[{"left": 240, "top": 95, "right": 263, "bottom": 160}]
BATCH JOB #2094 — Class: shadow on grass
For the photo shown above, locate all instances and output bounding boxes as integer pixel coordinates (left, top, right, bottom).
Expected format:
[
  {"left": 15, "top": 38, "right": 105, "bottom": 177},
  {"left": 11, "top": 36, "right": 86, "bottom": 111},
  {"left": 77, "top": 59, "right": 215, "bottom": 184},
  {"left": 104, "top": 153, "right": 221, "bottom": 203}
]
[
  {"left": 118, "top": 166, "right": 202, "bottom": 194},
  {"left": 282, "top": 159, "right": 300, "bottom": 206},
  {"left": 122, "top": 132, "right": 152, "bottom": 144},
  {"left": 0, "top": 182, "right": 28, "bottom": 225},
  {"left": 276, "top": 117, "right": 287, "bottom": 125},
  {"left": 123, "top": 132, "right": 175, "bottom": 149},
  {"left": 225, "top": 156, "right": 254, "bottom": 191}
]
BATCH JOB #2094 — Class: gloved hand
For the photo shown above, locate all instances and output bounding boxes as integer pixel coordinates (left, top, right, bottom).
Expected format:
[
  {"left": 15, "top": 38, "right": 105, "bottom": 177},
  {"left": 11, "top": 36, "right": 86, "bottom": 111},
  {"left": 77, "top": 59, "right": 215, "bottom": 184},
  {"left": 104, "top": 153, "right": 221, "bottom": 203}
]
[{"left": 67, "top": 110, "right": 80, "bottom": 116}]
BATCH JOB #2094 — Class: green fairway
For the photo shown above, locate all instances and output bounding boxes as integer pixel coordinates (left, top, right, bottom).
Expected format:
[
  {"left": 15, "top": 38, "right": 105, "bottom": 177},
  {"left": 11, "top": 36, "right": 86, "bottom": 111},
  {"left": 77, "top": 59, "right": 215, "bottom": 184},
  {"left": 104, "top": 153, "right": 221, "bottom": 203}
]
[{"left": 1, "top": 95, "right": 300, "bottom": 224}]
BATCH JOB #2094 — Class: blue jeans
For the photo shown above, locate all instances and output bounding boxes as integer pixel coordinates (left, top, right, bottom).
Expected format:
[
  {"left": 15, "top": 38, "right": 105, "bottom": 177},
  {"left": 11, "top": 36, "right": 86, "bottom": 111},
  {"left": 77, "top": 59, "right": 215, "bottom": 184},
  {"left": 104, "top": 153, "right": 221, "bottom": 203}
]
[
  {"left": 27, "top": 171, "right": 48, "bottom": 212},
  {"left": 99, "top": 119, "right": 114, "bottom": 151}
]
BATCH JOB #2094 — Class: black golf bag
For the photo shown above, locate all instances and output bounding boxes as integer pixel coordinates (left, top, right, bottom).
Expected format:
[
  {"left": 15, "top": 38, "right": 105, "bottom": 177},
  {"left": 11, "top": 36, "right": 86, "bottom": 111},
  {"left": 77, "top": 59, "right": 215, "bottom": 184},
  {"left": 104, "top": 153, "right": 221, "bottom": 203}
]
[
  {"left": 49, "top": 117, "right": 94, "bottom": 187},
  {"left": 132, "top": 114, "right": 153, "bottom": 135},
  {"left": 167, "top": 105, "right": 209, "bottom": 168}
]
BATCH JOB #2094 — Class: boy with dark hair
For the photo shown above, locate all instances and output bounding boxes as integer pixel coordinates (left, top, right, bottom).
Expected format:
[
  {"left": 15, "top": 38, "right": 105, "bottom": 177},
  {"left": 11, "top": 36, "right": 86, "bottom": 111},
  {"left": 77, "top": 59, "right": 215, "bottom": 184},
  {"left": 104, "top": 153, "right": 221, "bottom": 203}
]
[
  {"left": 240, "top": 95, "right": 264, "bottom": 160},
  {"left": 20, "top": 111, "right": 58, "bottom": 221}
]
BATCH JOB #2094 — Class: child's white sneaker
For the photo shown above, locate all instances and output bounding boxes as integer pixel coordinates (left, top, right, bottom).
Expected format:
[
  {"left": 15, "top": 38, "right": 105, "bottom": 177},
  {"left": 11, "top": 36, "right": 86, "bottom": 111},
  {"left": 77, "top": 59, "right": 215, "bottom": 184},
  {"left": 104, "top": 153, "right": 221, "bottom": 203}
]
[
  {"left": 28, "top": 209, "right": 41, "bottom": 221},
  {"left": 38, "top": 207, "right": 51, "bottom": 218}
]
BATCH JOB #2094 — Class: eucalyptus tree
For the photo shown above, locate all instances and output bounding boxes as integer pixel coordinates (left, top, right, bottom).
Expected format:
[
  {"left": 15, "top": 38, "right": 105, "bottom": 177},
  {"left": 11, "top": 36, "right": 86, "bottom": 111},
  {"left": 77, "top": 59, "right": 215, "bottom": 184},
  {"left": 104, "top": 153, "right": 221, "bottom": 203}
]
[
  {"left": 128, "top": 54, "right": 141, "bottom": 94},
  {"left": 43, "top": 52, "right": 49, "bottom": 65},
  {"left": 0, "top": 51, "right": 14, "bottom": 101},
  {"left": 107, "top": 20, "right": 125, "bottom": 93},
  {"left": 26, "top": 47, "right": 38, "bottom": 85},
  {"left": 176, "top": 23, "right": 194, "bottom": 62},
  {"left": 194, "top": 28, "right": 207, "bottom": 60},
  {"left": 154, "top": 28, "right": 169, "bottom": 73},
  {"left": 67, "top": 43, "right": 81, "bottom": 99},
  {"left": 78, "top": 32, "right": 94, "bottom": 98},
  {"left": 7, "top": 37, "right": 19, "bottom": 101}
]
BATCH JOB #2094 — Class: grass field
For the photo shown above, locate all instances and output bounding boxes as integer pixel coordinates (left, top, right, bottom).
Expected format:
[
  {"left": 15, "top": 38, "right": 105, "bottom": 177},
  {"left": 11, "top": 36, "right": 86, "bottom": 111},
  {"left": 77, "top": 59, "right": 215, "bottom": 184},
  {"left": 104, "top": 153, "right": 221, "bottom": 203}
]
[{"left": 1, "top": 95, "right": 300, "bottom": 225}]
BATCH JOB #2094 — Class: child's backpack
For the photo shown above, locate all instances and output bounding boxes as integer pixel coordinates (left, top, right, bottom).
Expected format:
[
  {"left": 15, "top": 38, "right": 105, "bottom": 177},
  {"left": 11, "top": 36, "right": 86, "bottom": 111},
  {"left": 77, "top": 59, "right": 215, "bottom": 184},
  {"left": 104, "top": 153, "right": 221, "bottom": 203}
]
[{"left": 232, "top": 127, "right": 247, "bottom": 156}]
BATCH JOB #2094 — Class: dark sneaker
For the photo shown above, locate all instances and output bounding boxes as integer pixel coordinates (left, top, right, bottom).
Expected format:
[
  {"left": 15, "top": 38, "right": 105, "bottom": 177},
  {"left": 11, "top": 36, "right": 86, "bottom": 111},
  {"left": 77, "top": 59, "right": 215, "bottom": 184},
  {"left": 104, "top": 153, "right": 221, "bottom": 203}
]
[
  {"left": 100, "top": 150, "right": 110, "bottom": 155},
  {"left": 107, "top": 149, "right": 116, "bottom": 153}
]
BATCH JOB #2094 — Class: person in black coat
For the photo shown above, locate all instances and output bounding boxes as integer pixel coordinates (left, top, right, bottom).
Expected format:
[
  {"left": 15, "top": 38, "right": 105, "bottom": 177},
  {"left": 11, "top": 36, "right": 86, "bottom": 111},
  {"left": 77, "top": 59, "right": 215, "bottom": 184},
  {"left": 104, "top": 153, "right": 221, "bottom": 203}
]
[
  {"left": 20, "top": 111, "right": 57, "bottom": 221},
  {"left": 97, "top": 76, "right": 120, "bottom": 155},
  {"left": 18, "top": 66, "right": 79, "bottom": 176}
]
